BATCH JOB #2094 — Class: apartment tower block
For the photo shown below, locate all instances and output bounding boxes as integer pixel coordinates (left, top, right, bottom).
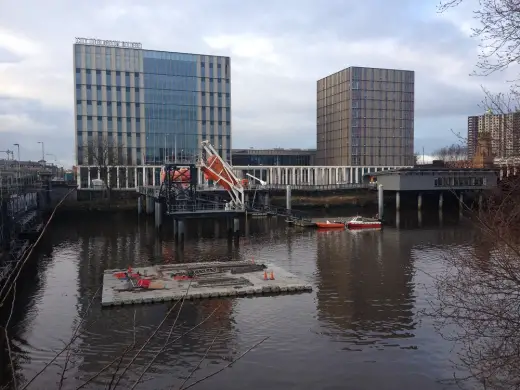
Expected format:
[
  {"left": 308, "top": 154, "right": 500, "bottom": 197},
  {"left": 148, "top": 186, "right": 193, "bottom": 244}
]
[{"left": 468, "top": 112, "right": 520, "bottom": 159}]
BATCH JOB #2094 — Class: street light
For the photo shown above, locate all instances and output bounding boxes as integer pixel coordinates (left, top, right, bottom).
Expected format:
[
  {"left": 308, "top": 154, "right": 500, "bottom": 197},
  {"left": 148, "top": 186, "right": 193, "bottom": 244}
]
[
  {"left": 37, "top": 141, "right": 45, "bottom": 166},
  {"left": 13, "top": 143, "right": 20, "bottom": 180}
]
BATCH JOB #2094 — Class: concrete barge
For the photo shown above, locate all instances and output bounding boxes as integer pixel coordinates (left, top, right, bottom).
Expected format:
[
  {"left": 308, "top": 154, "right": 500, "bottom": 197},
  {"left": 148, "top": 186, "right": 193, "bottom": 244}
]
[{"left": 101, "top": 261, "right": 312, "bottom": 307}]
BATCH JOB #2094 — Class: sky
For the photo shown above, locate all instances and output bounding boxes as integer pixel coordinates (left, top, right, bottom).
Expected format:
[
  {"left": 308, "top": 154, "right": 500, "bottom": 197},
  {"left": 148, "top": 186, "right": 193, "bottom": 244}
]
[{"left": 0, "top": 0, "right": 516, "bottom": 168}]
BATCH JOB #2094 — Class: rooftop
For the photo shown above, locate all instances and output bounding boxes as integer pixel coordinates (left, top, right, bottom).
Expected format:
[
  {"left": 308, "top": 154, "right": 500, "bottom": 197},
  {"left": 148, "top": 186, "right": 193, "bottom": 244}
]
[{"left": 373, "top": 167, "right": 499, "bottom": 176}]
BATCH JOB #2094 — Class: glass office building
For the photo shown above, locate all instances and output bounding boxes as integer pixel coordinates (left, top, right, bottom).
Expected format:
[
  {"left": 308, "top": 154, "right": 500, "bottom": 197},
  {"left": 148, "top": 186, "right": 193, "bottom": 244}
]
[
  {"left": 74, "top": 39, "right": 231, "bottom": 167},
  {"left": 232, "top": 148, "right": 316, "bottom": 166}
]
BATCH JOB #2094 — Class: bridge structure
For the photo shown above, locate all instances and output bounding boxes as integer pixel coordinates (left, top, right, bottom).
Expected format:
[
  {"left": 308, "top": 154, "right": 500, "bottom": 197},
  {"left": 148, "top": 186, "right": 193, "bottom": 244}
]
[{"left": 75, "top": 164, "right": 411, "bottom": 190}]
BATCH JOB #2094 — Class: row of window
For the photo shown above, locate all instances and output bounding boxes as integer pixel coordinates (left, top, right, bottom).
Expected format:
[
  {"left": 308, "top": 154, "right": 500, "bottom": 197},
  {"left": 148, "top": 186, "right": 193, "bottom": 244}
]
[
  {"left": 434, "top": 177, "right": 487, "bottom": 187},
  {"left": 76, "top": 101, "right": 231, "bottom": 119},
  {"left": 76, "top": 68, "right": 230, "bottom": 91},
  {"left": 75, "top": 84, "right": 231, "bottom": 105},
  {"left": 76, "top": 117, "right": 231, "bottom": 132}
]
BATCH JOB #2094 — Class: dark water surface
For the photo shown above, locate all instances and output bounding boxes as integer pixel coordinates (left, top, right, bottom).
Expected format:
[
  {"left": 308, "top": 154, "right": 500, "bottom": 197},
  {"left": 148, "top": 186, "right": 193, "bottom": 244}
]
[{"left": 3, "top": 211, "right": 471, "bottom": 390}]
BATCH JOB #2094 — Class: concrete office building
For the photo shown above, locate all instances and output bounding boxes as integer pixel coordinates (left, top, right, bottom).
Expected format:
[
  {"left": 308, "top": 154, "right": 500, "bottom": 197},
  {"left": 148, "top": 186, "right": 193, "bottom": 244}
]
[
  {"left": 317, "top": 66, "right": 414, "bottom": 166},
  {"left": 74, "top": 38, "right": 232, "bottom": 168},
  {"left": 468, "top": 112, "right": 520, "bottom": 159}
]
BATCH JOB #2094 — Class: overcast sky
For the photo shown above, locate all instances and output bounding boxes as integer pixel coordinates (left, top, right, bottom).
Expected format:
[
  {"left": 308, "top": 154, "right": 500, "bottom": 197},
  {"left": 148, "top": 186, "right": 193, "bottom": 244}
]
[{"left": 0, "top": 0, "right": 516, "bottom": 168}]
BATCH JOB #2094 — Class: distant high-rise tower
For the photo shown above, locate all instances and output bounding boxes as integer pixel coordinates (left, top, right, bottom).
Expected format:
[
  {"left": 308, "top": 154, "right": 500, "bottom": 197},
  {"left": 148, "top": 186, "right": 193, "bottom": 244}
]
[
  {"left": 467, "top": 112, "right": 520, "bottom": 159},
  {"left": 316, "top": 66, "right": 414, "bottom": 166},
  {"left": 467, "top": 115, "right": 479, "bottom": 159}
]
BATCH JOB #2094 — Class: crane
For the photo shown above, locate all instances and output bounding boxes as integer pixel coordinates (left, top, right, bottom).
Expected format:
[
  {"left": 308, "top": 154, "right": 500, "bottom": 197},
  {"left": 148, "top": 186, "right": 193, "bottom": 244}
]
[
  {"left": 198, "top": 140, "right": 245, "bottom": 210},
  {"left": 246, "top": 173, "right": 266, "bottom": 186}
]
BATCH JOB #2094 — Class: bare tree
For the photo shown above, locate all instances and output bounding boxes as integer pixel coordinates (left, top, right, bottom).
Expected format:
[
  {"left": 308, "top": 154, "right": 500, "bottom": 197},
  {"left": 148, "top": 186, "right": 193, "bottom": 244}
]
[
  {"left": 438, "top": 0, "right": 520, "bottom": 76},
  {"left": 84, "top": 136, "right": 122, "bottom": 203},
  {"left": 426, "top": 176, "right": 520, "bottom": 389},
  {"left": 433, "top": 144, "right": 468, "bottom": 161}
]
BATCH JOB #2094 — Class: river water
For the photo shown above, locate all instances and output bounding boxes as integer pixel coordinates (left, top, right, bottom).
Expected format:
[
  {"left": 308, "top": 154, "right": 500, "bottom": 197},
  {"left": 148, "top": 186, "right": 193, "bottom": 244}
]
[{"left": 2, "top": 210, "right": 471, "bottom": 390}]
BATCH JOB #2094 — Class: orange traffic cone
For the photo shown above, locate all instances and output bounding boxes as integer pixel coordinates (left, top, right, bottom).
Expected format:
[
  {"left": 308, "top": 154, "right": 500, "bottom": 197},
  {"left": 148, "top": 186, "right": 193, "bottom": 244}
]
[
  {"left": 263, "top": 271, "right": 268, "bottom": 280},
  {"left": 270, "top": 271, "right": 275, "bottom": 280}
]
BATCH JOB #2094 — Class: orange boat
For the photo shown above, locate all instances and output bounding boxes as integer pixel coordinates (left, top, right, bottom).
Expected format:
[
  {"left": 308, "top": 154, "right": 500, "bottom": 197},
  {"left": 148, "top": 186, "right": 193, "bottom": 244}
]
[
  {"left": 201, "top": 155, "right": 239, "bottom": 191},
  {"left": 315, "top": 220, "right": 345, "bottom": 229},
  {"left": 160, "top": 166, "right": 191, "bottom": 184}
]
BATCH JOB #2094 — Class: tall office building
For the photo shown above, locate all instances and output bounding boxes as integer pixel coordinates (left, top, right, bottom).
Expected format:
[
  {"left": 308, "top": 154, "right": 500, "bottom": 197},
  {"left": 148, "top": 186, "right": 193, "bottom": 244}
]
[
  {"left": 316, "top": 66, "right": 414, "bottom": 166},
  {"left": 468, "top": 112, "right": 520, "bottom": 159},
  {"left": 74, "top": 38, "right": 231, "bottom": 168}
]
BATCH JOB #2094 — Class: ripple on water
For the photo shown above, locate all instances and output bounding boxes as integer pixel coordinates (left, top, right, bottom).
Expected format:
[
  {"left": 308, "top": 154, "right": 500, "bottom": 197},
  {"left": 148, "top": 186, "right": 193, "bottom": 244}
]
[{"left": 4, "top": 214, "right": 471, "bottom": 390}]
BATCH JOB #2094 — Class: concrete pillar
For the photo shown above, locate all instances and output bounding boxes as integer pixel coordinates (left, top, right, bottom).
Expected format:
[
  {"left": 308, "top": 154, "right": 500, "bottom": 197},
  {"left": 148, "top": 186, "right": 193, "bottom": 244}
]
[
  {"left": 245, "top": 193, "right": 250, "bottom": 208},
  {"left": 478, "top": 193, "right": 483, "bottom": 210},
  {"left": 439, "top": 192, "right": 444, "bottom": 210},
  {"left": 377, "top": 184, "right": 383, "bottom": 219},
  {"left": 137, "top": 196, "right": 142, "bottom": 214},
  {"left": 395, "top": 191, "right": 400, "bottom": 210},
  {"left": 173, "top": 219, "right": 178, "bottom": 238},
  {"left": 286, "top": 185, "right": 291, "bottom": 210},
  {"left": 154, "top": 201, "right": 162, "bottom": 228},
  {"left": 459, "top": 192, "right": 464, "bottom": 209},
  {"left": 233, "top": 217, "right": 240, "bottom": 237},
  {"left": 177, "top": 220, "right": 185, "bottom": 242},
  {"left": 263, "top": 192, "right": 270, "bottom": 207},
  {"left": 396, "top": 211, "right": 400, "bottom": 229},
  {"left": 146, "top": 196, "right": 154, "bottom": 215},
  {"left": 418, "top": 210, "right": 422, "bottom": 227},
  {"left": 417, "top": 193, "right": 423, "bottom": 211}
]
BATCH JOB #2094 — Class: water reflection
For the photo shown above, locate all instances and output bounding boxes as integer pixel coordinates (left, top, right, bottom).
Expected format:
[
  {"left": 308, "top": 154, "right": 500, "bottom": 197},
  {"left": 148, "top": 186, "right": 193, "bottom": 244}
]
[
  {"left": 1, "top": 212, "right": 484, "bottom": 390},
  {"left": 315, "top": 228, "right": 416, "bottom": 346}
]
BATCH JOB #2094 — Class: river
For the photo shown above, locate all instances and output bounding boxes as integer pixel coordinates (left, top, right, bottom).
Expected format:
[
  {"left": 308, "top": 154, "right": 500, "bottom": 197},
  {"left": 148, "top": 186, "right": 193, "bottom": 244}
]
[{"left": 1, "top": 210, "right": 471, "bottom": 390}]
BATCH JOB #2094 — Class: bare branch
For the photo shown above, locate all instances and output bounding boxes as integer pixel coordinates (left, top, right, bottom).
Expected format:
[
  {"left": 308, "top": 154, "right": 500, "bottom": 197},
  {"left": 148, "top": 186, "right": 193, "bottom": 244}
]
[
  {"left": 181, "top": 336, "right": 270, "bottom": 390},
  {"left": 3, "top": 281, "right": 18, "bottom": 390},
  {"left": 425, "top": 175, "right": 520, "bottom": 388},
  {"left": 438, "top": 0, "right": 520, "bottom": 76},
  {"left": 129, "top": 282, "right": 193, "bottom": 389},
  {"left": 107, "top": 310, "right": 136, "bottom": 390},
  {"left": 75, "top": 305, "right": 222, "bottom": 390},
  {"left": 20, "top": 286, "right": 100, "bottom": 390},
  {"left": 178, "top": 330, "right": 222, "bottom": 390}
]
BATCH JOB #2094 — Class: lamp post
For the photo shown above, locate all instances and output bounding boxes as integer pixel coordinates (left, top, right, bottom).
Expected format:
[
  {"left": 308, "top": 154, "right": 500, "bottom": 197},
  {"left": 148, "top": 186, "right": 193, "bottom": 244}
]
[
  {"left": 13, "top": 143, "right": 20, "bottom": 180},
  {"left": 38, "top": 141, "right": 45, "bottom": 166}
]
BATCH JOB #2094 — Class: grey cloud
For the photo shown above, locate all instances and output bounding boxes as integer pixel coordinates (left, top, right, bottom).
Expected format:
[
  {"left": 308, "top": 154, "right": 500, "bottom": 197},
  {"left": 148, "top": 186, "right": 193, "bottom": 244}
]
[
  {"left": 0, "top": 0, "right": 506, "bottom": 163},
  {"left": 0, "top": 47, "right": 22, "bottom": 64},
  {"left": 0, "top": 96, "right": 73, "bottom": 165}
]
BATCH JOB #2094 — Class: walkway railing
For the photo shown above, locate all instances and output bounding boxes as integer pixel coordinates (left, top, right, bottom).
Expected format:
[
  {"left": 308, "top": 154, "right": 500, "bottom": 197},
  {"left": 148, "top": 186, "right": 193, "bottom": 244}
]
[{"left": 136, "top": 182, "right": 368, "bottom": 197}]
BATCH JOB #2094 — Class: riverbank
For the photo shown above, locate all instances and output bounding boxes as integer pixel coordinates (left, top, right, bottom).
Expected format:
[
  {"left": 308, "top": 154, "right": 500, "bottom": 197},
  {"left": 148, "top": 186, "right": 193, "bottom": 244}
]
[
  {"left": 56, "top": 199, "right": 136, "bottom": 213},
  {"left": 270, "top": 192, "right": 376, "bottom": 209}
]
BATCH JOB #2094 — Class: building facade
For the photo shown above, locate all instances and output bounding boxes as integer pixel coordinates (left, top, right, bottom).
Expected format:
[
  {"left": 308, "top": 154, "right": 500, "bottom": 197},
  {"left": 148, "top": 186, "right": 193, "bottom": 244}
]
[
  {"left": 467, "top": 112, "right": 520, "bottom": 159},
  {"left": 317, "top": 66, "right": 414, "bottom": 166},
  {"left": 231, "top": 148, "right": 316, "bottom": 166},
  {"left": 467, "top": 115, "right": 479, "bottom": 159},
  {"left": 74, "top": 38, "right": 231, "bottom": 169}
]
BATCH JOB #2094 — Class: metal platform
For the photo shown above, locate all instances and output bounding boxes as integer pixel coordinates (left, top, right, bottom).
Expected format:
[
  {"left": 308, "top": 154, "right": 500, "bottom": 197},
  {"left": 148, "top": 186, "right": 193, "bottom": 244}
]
[{"left": 101, "top": 261, "right": 312, "bottom": 307}]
